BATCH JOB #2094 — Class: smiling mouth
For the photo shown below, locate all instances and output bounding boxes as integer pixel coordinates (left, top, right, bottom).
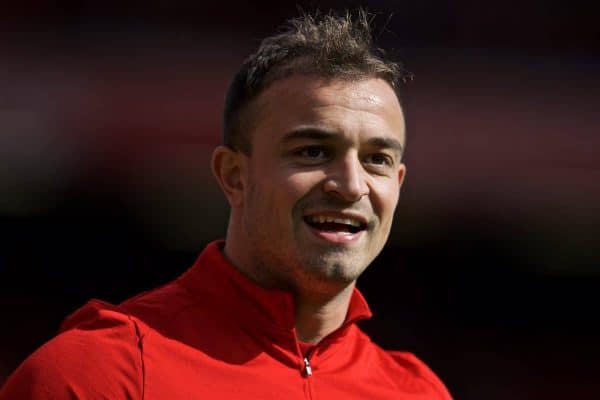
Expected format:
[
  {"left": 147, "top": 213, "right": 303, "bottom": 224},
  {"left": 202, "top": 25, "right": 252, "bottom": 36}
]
[{"left": 303, "top": 215, "right": 367, "bottom": 234}]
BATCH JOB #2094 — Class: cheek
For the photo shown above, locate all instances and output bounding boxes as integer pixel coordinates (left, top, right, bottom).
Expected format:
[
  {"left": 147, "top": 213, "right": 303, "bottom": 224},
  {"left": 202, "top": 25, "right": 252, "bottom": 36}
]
[
  {"left": 372, "top": 180, "right": 400, "bottom": 219},
  {"left": 283, "top": 171, "right": 325, "bottom": 198},
  {"left": 251, "top": 171, "right": 318, "bottom": 225}
]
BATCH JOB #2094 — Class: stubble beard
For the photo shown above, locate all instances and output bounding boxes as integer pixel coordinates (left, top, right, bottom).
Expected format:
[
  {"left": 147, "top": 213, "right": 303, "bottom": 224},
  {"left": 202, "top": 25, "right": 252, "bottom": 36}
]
[
  {"left": 243, "top": 212, "right": 378, "bottom": 293},
  {"left": 241, "top": 182, "right": 386, "bottom": 293}
]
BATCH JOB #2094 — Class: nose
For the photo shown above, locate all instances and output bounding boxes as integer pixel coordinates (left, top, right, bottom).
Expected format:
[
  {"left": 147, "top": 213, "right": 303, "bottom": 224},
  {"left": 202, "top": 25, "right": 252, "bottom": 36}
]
[{"left": 323, "top": 154, "right": 369, "bottom": 202}]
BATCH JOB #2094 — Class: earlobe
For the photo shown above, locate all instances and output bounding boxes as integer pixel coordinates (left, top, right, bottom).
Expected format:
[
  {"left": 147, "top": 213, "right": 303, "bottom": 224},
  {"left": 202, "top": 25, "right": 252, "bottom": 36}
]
[{"left": 211, "top": 146, "right": 245, "bottom": 208}]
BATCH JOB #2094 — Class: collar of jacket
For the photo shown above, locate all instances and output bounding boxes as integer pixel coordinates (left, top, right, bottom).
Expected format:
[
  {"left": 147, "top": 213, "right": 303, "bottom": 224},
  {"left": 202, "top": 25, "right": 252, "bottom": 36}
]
[{"left": 176, "top": 240, "right": 373, "bottom": 345}]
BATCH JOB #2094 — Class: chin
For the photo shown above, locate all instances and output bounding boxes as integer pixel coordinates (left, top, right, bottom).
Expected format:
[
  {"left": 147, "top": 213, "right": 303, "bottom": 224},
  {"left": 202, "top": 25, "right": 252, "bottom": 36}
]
[{"left": 299, "top": 254, "right": 367, "bottom": 284}]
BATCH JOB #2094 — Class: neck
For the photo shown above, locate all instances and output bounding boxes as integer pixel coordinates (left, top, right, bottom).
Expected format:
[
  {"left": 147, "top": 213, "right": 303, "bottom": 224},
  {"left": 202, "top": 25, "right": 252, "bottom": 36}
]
[
  {"left": 223, "top": 225, "right": 356, "bottom": 344},
  {"left": 294, "top": 283, "right": 355, "bottom": 344}
]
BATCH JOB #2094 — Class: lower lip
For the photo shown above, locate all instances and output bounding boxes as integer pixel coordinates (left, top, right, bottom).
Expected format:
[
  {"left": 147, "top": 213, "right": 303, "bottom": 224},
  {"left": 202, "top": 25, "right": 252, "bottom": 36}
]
[{"left": 307, "top": 225, "right": 364, "bottom": 244}]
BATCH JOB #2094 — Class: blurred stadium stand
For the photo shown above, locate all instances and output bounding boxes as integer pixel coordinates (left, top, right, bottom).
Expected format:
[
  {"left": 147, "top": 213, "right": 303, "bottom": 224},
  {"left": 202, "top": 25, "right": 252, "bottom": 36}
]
[{"left": 1, "top": 1, "right": 598, "bottom": 398}]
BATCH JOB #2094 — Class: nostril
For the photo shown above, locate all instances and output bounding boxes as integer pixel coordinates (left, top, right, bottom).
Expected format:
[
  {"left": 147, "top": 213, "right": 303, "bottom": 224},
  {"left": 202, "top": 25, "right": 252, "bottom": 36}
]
[{"left": 322, "top": 178, "right": 369, "bottom": 202}]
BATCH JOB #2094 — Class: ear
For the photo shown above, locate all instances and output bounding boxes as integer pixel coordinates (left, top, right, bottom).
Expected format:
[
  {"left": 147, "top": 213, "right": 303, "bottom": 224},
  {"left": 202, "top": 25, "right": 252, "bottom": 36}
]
[
  {"left": 397, "top": 163, "right": 407, "bottom": 190},
  {"left": 211, "top": 146, "right": 246, "bottom": 208}
]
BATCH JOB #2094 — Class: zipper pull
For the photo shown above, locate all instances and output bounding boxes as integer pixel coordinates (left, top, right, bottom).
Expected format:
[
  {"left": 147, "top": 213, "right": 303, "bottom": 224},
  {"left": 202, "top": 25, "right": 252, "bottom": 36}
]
[{"left": 303, "top": 357, "right": 313, "bottom": 376}]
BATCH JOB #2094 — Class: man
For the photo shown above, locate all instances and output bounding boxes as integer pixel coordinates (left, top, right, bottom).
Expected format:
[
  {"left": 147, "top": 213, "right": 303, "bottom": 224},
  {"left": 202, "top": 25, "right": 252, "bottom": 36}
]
[{"left": 1, "top": 10, "right": 452, "bottom": 399}]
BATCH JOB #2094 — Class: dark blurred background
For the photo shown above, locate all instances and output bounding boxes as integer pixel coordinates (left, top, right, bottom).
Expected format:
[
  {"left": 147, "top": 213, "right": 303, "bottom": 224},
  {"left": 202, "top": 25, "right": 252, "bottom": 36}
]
[{"left": 1, "top": 1, "right": 598, "bottom": 398}]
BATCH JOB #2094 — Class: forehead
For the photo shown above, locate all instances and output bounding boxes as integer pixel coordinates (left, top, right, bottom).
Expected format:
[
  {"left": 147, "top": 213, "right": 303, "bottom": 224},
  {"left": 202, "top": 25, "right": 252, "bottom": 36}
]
[{"left": 245, "top": 76, "right": 405, "bottom": 146}]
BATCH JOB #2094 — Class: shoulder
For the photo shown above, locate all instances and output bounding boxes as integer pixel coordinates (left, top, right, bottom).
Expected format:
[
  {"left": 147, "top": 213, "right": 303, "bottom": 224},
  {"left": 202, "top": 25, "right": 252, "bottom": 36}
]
[
  {"left": 354, "top": 330, "right": 452, "bottom": 400},
  {"left": 0, "top": 300, "right": 143, "bottom": 399},
  {"left": 385, "top": 350, "right": 452, "bottom": 399}
]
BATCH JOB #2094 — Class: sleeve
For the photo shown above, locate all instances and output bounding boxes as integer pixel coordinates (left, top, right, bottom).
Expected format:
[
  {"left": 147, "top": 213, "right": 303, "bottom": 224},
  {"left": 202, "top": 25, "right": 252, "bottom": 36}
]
[
  {"left": 0, "top": 306, "right": 144, "bottom": 400},
  {"left": 388, "top": 350, "right": 453, "bottom": 400}
]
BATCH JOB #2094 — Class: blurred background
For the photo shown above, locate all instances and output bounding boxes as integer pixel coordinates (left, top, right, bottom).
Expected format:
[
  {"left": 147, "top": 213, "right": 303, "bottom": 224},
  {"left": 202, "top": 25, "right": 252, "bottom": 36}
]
[{"left": 1, "top": 1, "right": 598, "bottom": 398}]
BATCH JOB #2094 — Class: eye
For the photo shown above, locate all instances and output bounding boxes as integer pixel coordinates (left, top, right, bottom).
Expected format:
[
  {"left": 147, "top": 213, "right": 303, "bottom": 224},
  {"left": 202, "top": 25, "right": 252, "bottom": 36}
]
[
  {"left": 297, "top": 146, "right": 328, "bottom": 160},
  {"left": 364, "top": 153, "right": 393, "bottom": 167}
]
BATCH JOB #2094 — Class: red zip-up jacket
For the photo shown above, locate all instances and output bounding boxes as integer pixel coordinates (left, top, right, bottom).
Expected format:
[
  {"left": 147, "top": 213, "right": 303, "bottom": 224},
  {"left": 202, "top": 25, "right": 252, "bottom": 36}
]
[{"left": 1, "top": 241, "right": 452, "bottom": 399}]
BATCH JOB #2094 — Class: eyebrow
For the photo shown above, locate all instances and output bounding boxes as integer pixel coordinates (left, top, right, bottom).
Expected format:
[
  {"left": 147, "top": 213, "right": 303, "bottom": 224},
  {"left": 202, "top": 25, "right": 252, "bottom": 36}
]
[
  {"left": 366, "top": 137, "right": 404, "bottom": 156},
  {"left": 281, "top": 127, "right": 404, "bottom": 156},
  {"left": 281, "top": 127, "right": 338, "bottom": 143}
]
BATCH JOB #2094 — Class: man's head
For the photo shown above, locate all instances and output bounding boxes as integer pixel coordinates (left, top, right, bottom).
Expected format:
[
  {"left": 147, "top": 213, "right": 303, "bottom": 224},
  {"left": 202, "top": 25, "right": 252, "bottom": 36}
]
[
  {"left": 212, "top": 10, "right": 409, "bottom": 297},
  {"left": 223, "top": 9, "right": 411, "bottom": 155}
]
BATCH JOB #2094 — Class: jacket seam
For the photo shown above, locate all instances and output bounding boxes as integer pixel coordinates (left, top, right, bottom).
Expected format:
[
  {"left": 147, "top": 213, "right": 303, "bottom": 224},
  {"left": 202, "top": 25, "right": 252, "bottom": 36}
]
[{"left": 127, "top": 316, "right": 146, "bottom": 400}]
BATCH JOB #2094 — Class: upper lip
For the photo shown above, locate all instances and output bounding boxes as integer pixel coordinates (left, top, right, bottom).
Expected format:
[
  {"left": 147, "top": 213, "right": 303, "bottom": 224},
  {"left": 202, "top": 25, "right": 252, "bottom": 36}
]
[{"left": 303, "top": 210, "right": 369, "bottom": 228}]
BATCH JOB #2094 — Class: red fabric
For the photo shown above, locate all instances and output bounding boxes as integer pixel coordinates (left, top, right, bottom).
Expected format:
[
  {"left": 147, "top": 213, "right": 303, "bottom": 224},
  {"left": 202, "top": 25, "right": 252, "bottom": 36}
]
[
  {"left": 298, "top": 341, "right": 316, "bottom": 357},
  {"left": 0, "top": 240, "right": 452, "bottom": 399}
]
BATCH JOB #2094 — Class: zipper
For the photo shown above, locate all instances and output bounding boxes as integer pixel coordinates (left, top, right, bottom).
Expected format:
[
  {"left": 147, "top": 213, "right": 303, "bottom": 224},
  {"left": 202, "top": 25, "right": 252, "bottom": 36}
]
[
  {"left": 302, "top": 352, "right": 315, "bottom": 400},
  {"left": 303, "top": 356, "right": 312, "bottom": 376}
]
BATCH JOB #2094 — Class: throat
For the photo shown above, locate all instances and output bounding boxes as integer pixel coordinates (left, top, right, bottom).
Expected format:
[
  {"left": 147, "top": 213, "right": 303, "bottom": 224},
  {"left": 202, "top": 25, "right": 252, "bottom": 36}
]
[{"left": 294, "top": 284, "right": 355, "bottom": 344}]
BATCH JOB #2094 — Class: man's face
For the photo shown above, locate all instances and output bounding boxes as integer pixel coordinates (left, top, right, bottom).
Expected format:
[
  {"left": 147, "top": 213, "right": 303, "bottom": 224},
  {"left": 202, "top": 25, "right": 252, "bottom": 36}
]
[{"left": 234, "top": 76, "right": 406, "bottom": 293}]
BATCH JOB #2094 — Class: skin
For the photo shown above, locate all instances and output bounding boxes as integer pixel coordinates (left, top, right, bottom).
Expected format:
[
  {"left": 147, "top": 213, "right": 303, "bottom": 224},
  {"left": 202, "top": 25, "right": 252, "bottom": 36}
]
[{"left": 211, "top": 75, "right": 406, "bottom": 343}]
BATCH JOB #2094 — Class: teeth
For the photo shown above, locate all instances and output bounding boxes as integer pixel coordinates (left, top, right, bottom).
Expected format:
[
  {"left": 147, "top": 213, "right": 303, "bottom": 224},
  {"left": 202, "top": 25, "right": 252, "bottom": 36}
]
[
  {"left": 343, "top": 218, "right": 361, "bottom": 227},
  {"left": 309, "top": 215, "right": 361, "bottom": 227}
]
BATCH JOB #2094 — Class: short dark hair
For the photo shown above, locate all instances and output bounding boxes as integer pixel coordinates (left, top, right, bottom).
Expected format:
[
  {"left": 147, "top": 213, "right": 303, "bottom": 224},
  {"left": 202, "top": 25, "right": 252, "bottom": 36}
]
[{"left": 222, "top": 9, "right": 412, "bottom": 154}]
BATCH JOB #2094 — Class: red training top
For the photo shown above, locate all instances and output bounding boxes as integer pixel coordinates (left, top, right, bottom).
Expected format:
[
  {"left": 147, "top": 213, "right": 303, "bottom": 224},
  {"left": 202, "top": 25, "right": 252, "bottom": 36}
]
[{"left": 0, "top": 241, "right": 452, "bottom": 399}]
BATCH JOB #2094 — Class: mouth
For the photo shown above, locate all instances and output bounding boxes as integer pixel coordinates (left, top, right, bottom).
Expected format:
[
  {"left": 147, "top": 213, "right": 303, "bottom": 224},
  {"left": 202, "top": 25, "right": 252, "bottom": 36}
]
[{"left": 303, "top": 213, "right": 368, "bottom": 235}]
